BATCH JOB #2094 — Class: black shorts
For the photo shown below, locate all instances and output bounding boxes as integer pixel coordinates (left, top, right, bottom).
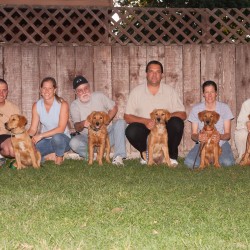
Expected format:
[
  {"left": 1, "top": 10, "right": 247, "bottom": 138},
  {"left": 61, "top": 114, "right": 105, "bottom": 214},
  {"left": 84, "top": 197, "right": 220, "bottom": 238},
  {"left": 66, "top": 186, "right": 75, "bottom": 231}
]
[{"left": 0, "top": 134, "right": 11, "bottom": 145}]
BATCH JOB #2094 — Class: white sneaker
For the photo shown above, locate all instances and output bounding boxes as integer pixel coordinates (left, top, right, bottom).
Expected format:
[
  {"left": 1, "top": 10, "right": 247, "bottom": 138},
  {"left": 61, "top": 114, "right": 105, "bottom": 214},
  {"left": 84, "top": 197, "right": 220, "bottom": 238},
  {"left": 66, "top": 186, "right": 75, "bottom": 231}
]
[
  {"left": 170, "top": 158, "right": 178, "bottom": 167},
  {"left": 112, "top": 156, "right": 124, "bottom": 166},
  {"left": 140, "top": 157, "right": 147, "bottom": 165}
]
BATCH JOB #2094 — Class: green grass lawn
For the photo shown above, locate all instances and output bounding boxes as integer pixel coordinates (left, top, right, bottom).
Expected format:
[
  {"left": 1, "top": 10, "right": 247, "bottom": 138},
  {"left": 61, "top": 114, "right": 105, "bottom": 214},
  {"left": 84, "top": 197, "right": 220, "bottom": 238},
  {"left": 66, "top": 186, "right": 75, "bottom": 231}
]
[{"left": 0, "top": 159, "right": 249, "bottom": 250}]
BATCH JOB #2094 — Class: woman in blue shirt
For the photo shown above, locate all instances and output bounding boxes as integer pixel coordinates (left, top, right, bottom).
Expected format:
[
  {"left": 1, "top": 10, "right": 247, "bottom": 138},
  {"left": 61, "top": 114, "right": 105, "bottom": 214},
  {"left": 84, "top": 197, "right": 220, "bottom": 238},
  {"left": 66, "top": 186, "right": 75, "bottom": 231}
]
[
  {"left": 184, "top": 80, "right": 235, "bottom": 169},
  {"left": 28, "top": 77, "right": 70, "bottom": 165}
]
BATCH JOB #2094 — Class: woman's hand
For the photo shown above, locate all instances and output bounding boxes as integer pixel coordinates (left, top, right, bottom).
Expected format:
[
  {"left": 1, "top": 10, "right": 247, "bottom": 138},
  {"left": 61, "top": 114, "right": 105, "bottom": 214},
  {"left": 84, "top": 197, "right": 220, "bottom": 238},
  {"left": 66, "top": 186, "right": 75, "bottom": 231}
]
[
  {"left": 198, "top": 132, "right": 208, "bottom": 143},
  {"left": 211, "top": 131, "right": 220, "bottom": 143},
  {"left": 32, "top": 134, "right": 43, "bottom": 144}
]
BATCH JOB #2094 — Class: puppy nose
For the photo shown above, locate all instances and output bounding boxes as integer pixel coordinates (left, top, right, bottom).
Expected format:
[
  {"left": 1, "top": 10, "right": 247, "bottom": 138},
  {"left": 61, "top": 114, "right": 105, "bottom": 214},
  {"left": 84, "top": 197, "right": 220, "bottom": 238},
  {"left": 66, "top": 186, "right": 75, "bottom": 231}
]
[
  {"left": 205, "top": 120, "right": 210, "bottom": 125},
  {"left": 156, "top": 117, "right": 161, "bottom": 122},
  {"left": 96, "top": 122, "right": 100, "bottom": 126}
]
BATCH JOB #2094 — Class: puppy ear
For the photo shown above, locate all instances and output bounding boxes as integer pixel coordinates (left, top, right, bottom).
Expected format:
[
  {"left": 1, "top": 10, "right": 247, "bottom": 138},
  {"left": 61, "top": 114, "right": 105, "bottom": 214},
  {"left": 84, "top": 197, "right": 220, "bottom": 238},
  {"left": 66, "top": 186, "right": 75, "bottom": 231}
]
[
  {"left": 213, "top": 111, "right": 220, "bottom": 124},
  {"left": 102, "top": 112, "right": 110, "bottom": 125},
  {"left": 150, "top": 109, "right": 156, "bottom": 119},
  {"left": 248, "top": 114, "right": 250, "bottom": 120},
  {"left": 198, "top": 111, "right": 205, "bottom": 121},
  {"left": 86, "top": 111, "right": 95, "bottom": 123},
  {"left": 164, "top": 110, "right": 171, "bottom": 121},
  {"left": 18, "top": 115, "right": 27, "bottom": 127}
]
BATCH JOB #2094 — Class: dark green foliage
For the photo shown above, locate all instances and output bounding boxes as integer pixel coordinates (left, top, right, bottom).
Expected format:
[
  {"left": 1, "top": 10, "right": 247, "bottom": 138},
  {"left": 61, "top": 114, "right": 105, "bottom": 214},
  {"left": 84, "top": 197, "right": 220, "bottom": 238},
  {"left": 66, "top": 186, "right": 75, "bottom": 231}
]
[{"left": 116, "top": 0, "right": 250, "bottom": 8}]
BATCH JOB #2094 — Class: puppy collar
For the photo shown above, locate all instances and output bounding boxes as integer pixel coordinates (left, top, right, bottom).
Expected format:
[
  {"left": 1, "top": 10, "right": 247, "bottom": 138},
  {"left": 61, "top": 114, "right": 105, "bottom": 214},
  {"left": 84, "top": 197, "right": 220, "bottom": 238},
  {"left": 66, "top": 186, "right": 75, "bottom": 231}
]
[
  {"left": 90, "top": 126, "right": 100, "bottom": 132},
  {"left": 11, "top": 130, "right": 25, "bottom": 137}
]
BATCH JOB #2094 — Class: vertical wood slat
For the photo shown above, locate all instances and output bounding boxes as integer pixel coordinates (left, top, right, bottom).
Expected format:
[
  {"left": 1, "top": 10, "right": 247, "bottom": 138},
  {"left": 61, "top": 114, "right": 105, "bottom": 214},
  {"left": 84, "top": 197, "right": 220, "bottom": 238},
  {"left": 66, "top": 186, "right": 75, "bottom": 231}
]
[
  {"left": 75, "top": 46, "right": 94, "bottom": 92},
  {"left": 93, "top": 46, "right": 112, "bottom": 97},
  {"left": 235, "top": 44, "right": 250, "bottom": 118},
  {"left": 183, "top": 44, "right": 201, "bottom": 155},
  {"left": 0, "top": 47, "right": 3, "bottom": 78},
  {"left": 56, "top": 47, "right": 75, "bottom": 105},
  {"left": 219, "top": 44, "right": 236, "bottom": 151},
  {"left": 3, "top": 46, "right": 22, "bottom": 109},
  {"left": 129, "top": 45, "right": 147, "bottom": 91},
  {"left": 164, "top": 46, "right": 183, "bottom": 96},
  {"left": 111, "top": 46, "right": 130, "bottom": 120},
  {"left": 39, "top": 46, "right": 57, "bottom": 82},
  {"left": 201, "top": 44, "right": 222, "bottom": 96},
  {"left": 21, "top": 46, "right": 39, "bottom": 125}
]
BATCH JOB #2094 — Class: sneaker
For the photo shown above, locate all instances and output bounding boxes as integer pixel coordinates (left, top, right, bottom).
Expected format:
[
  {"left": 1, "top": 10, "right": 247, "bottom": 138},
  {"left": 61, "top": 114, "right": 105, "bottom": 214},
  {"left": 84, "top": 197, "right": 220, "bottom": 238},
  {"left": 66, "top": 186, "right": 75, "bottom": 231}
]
[
  {"left": 112, "top": 156, "right": 124, "bottom": 166},
  {"left": 0, "top": 157, "right": 6, "bottom": 167},
  {"left": 170, "top": 158, "right": 178, "bottom": 167},
  {"left": 140, "top": 157, "right": 147, "bottom": 165}
]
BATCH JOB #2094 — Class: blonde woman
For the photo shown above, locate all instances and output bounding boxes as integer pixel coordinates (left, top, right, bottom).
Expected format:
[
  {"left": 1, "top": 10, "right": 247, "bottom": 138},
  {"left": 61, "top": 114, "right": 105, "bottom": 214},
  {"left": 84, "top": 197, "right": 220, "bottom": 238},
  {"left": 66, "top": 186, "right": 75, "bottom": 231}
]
[{"left": 28, "top": 77, "right": 70, "bottom": 165}]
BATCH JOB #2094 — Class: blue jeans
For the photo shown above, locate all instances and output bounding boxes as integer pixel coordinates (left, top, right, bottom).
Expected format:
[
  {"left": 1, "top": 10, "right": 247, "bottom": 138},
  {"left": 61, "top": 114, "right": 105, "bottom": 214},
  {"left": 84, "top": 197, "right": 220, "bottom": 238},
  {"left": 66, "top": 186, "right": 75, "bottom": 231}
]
[
  {"left": 184, "top": 141, "right": 235, "bottom": 169},
  {"left": 69, "top": 119, "right": 127, "bottom": 159},
  {"left": 36, "top": 133, "right": 71, "bottom": 160}
]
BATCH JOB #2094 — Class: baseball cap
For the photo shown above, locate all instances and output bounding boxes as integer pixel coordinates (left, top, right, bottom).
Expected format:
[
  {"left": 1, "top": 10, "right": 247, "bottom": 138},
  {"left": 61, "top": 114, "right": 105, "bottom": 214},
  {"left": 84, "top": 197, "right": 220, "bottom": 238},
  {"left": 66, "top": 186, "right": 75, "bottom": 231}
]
[{"left": 73, "top": 75, "right": 88, "bottom": 89}]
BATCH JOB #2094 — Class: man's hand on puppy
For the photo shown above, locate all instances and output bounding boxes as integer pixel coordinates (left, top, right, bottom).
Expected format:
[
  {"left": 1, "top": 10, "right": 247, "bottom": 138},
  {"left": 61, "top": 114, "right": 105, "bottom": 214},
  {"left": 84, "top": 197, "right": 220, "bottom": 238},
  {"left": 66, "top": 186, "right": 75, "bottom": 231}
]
[{"left": 144, "top": 118, "right": 155, "bottom": 130}]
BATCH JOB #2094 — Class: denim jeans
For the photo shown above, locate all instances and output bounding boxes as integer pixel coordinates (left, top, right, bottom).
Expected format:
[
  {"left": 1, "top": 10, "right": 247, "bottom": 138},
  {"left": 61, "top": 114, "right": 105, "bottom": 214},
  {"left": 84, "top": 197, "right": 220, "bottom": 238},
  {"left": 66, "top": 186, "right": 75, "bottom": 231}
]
[
  {"left": 36, "top": 133, "right": 71, "bottom": 160},
  {"left": 69, "top": 119, "right": 127, "bottom": 159},
  {"left": 184, "top": 141, "right": 235, "bottom": 169}
]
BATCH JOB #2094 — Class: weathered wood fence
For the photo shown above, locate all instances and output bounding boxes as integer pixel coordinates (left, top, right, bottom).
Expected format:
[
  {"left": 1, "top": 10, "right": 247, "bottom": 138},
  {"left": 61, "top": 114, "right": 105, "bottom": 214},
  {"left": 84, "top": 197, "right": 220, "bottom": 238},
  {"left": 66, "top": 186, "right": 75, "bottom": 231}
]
[{"left": 0, "top": 6, "right": 249, "bottom": 156}]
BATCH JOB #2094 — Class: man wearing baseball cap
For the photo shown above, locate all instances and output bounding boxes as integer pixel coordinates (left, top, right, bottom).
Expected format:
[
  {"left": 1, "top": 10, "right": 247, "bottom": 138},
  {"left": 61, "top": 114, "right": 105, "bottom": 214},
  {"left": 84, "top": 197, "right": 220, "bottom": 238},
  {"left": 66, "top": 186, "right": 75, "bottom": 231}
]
[{"left": 69, "top": 75, "right": 127, "bottom": 165}]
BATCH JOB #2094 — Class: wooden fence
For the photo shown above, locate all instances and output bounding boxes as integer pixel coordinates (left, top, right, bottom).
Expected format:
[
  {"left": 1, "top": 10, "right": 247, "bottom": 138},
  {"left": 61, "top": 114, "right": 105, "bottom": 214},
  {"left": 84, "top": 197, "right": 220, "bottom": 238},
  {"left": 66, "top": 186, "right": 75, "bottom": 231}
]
[
  {"left": 0, "top": 43, "right": 249, "bottom": 156},
  {"left": 0, "top": 6, "right": 249, "bottom": 157}
]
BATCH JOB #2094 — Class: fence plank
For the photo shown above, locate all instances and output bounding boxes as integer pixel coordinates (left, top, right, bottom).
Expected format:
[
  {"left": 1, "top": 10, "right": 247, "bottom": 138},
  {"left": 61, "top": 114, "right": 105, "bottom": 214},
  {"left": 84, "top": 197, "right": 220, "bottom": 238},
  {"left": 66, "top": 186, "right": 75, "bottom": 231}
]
[
  {"left": 56, "top": 47, "right": 75, "bottom": 105},
  {"left": 39, "top": 46, "right": 57, "bottom": 82},
  {"left": 21, "top": 46, "right": 39, "bottom": 125},
  {"left": 219, "top": 44, "right": 236, "bottom": 151},
  {"left": 3, "top": 46, "right": 22, "bottom": 109},
  {"left": 164, "top": 46, "right": 183, "bottom": 97},
  {"left": 129, "top": 45, "right": 147, "bottom": 90},
  {"left": 75, "top": 46, "right": 94, "bottom": 92},
  {"left": 183, "top": 44, "right": 201, "bottom": 155},
  {"left": 201, "top": 44, "right": 221, "bottom": 96},
  {"left": 111, "top": 46, "right": 129, "bottom": 119},
  {"left": 93, "top": 46, "right": 112, "bottom": 97},
  {"left": 0, "top": 47, "right": 3, "bottom": 77},
  {"left": 236, "top": 44, "right": 250, "bottom": 118}
]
